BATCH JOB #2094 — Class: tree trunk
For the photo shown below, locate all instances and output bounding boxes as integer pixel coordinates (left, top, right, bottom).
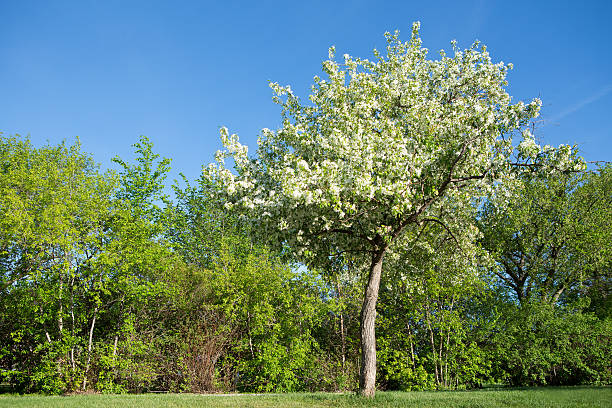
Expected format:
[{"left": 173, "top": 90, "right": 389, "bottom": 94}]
[
  {"left": 336, "top": 278, "right": 346, "bottom": 369},
  {"left": 113, "top": 335, "right": 118, "bottom": 356},
  {"left": 551, "top": 285, "right": 566, "bottom": 305},
  {"left": 444, "top": 296, "right": 455, "bottom": 388},
  {"left": 82, "top": 306, "right": 98, "bottom": 391},
  {"left": 70, "top": 275, "right": 76, "bottom": 372},
  {"left": 359, "top": 249, "right": 385, "bottom": 397},
  {"left": 407, "top": 322, "right": 415, "bottom": 370},
  {"left": 58, "top": 270, "right": 64, "bottom": 335},
  {"left": 438, "top": 327, "right": 443, "bottom": 385},
  {"left": 425, "top": 306, "right": 439, "bottom": 385},
  {"left": 247, "top": 311, "right": 255, "bottom": 359}
]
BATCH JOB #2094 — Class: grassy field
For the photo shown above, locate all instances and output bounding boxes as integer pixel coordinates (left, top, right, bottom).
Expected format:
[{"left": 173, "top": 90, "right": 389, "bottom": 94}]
[{"left": 0, "top": 387, "right": 610, "bottom": 408}]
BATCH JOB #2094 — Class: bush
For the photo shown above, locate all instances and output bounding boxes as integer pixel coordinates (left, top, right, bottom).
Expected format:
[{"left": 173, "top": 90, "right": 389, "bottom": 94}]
[{"left": 493, "top": 303, "right": 612, "bottom": 386}]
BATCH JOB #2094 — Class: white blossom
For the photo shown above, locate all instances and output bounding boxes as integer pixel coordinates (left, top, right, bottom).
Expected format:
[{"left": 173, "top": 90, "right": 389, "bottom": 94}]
[{"left": 203, "top": 25, "right": 581, "bottom": 265}]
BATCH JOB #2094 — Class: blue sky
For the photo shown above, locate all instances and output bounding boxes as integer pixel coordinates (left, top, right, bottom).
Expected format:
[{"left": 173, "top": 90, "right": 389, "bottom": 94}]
[{"left": 1, "top": 0, "right": 611, "bottom": 188}]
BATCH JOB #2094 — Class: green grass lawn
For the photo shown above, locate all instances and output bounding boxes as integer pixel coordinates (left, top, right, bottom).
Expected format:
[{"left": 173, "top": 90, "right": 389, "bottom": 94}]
[{"left": 0, "top": 387, "right": 610, "bottom": 408}]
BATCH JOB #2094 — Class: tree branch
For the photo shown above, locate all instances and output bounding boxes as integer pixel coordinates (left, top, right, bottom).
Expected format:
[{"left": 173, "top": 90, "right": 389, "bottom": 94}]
[{"left": 421, "top": 217, "right": 462, "bottom": 251}]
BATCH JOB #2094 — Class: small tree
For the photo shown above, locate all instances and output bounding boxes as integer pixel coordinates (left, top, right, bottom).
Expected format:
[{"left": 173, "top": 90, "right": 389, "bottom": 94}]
[{"left": 205, "top": 24, "right": 581, "bottom": 396}]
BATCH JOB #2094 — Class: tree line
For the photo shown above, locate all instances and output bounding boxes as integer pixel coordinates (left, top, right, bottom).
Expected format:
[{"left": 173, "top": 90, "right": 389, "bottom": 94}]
[
  {"left": 1, "top": 27, "right": 611, "bottom": 395},
  {"left": 0, "top": 133, "right": 609, "bottom": 394}
]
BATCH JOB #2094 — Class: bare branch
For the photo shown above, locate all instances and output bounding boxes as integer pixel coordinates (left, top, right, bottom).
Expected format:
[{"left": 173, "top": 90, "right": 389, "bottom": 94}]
[{"left": 422, "top": 217, "right": 463, "bottom": 251}]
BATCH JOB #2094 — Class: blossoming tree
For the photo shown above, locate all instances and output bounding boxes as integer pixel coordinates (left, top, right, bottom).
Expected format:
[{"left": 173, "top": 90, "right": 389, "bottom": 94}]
[{"left": 205, "top": 24, "right": 581, "bottom": 396}]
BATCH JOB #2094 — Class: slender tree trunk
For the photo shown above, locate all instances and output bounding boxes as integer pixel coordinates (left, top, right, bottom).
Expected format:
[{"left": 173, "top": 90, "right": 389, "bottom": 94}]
[
  {"left": 359, "top": 249, "right": 385, "bottom": 397},
  {"left": 425, "top": 306, "right": 439, "bottom": 385},
  {"left": 444, "top": 296, "right": 454, "bottom": 388},
  {"left": 407, "top": 322, "right": 416, "bottom": 370},
  {"left": 247, "top": 311, "right": 255, "bottom": 359},
  {"left": 551, "top": 286, "right": 565, "bottom": 305},
  {"left": 340, "top": 311, "right": 346, "bottom": 368},
  {"left": 438, "top": 327, "right": 443, "bottom": 384},
  {"left": 58, "top": 271, "right": 64, "bottom": 335},
  {"left": 82, "top": 306, "right": 98, "bottom": 391},
  {"left": 444, "top": 329, "right": 451, "bottom": 388},
  {"left": 336, "top": 278, "right": 346, "bottom": 369},
  {"left": 113, "top": 335, "right": 118, "bottom": 357},
  {"left": 70, "top": 275, "right": 76, "bottom": 372}
]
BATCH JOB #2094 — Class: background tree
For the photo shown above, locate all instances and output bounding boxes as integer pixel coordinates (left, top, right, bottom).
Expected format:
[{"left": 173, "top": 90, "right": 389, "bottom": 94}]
[
  {"left": 568, "top": 165, "right": 612, "bottom": 318},
  {"left": 0, "top": 132, "right": 607, "bottom": 393},
  {"left": 478, "top": 164, "right": 612, "bottom": 386},
  {"left": 0, "top": 135, "right": 117, "bottom": 392},
  {"left": 478, "top": 165, "right": 611, "bottom": 306}
]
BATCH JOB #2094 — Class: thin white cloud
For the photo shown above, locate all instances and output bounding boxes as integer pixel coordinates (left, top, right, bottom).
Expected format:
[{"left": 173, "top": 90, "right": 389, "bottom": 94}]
[
  {"left": 546, "top": 84, "right": 612, "bottom": 125},
  {"left": 469, "top": 0, "right": 488, "bottom": 37}
]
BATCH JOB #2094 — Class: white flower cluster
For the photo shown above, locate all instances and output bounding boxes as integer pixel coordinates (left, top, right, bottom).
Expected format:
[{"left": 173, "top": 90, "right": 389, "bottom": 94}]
[{"left": 204, "top": 25, "right": 578, "bottom": 263}]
